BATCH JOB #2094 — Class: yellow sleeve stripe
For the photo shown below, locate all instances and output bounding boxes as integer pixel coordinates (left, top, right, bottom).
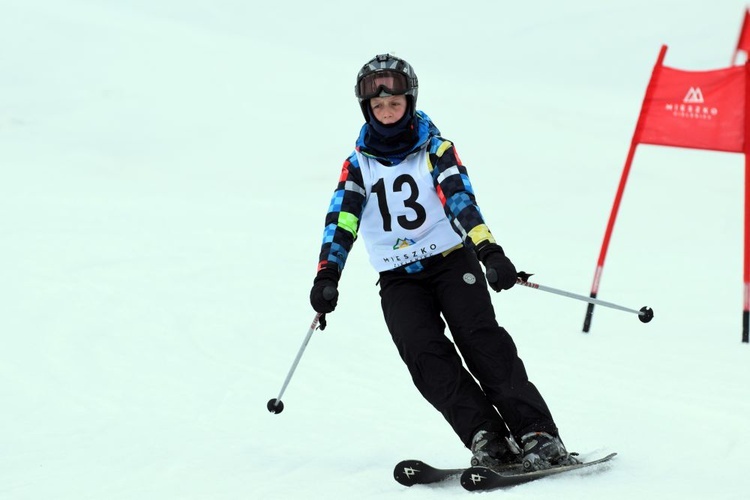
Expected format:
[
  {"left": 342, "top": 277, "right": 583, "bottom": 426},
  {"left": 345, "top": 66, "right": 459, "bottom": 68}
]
[
  {"left": 436, "top": 140, "right": 452, "bottom": 157},
  {"left": 468, "top": 225, "right": 495, "bottom": 246}
]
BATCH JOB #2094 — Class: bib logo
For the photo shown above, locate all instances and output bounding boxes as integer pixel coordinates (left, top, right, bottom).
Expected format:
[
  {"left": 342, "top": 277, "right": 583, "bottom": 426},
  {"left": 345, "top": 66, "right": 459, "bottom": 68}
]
[
  {"left": 393, "top": 238, "right": 416, "bottom": 250},
  {"left": 664, "top": 86, "right": 718, "bottom": 120},
  {"left": 383, "top": 238, "right": 438, "bottom": 267}
]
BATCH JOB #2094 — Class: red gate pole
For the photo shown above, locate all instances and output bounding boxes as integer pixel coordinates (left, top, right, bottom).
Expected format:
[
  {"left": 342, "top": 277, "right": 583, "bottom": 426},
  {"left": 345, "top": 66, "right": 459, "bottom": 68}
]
[
  {"left": 583, "top": 45, "right": 668, "bottom": 333},
  {"left": 742, "top": 58, "right": 750, "bottom": 343},
  {"left": 743, "top": 152, "right": 749, "bottom": 343}
]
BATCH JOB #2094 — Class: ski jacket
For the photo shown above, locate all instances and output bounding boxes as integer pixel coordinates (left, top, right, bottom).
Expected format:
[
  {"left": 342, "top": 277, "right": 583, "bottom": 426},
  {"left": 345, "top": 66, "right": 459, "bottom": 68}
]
[{"left": 317, "top": 111, "right": 498, "bottom": 275}]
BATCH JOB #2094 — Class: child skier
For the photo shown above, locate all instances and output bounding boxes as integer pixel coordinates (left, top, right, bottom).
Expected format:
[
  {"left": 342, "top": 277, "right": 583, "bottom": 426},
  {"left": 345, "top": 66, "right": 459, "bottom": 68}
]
[{"left": 309, "top": 53, "right": 576, "bottom": 471}]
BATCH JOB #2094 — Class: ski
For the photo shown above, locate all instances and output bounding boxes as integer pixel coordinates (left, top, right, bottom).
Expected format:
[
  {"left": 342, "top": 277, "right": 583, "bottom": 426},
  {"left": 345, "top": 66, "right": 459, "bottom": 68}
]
[
  {"left": 393, "top": 460, "right": 465, "bottom": 486},
  {"left": 460, "top": 452, "right": 617, "bottom": 491}
]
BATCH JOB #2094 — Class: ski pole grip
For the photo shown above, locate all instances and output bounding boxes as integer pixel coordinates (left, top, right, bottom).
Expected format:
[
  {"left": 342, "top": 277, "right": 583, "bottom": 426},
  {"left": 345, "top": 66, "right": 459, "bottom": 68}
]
[
  {"left": 486, "top": 268, "right": 498, "bottom": 283},
  {"left": 322, "top": 286, "right": 337, "bottom": 301}
]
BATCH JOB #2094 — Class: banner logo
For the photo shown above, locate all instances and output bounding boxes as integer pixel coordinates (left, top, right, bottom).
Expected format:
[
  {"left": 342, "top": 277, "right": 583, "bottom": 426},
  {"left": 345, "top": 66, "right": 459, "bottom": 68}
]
[
  {"left": 664, "top": 86, "right": 718, "bottom": 120},
  {"left": 683, "top": 87, "right": 704, "bottom": 103}
]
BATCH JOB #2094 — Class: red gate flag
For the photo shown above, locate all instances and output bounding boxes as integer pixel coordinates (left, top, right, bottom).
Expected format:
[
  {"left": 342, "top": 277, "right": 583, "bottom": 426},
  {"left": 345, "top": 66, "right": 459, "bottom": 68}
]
[
  {"left": 583, "top": 44, "right": 750, "bottom": 343},
  {"left": 635, "top": 65, "right": 745, "bottom": 153}
]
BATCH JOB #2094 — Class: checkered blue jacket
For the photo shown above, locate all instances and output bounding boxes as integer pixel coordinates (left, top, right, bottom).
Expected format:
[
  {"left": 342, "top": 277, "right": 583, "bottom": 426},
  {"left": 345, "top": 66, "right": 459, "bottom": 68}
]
[{"left": 317, "top": 111, "right": 497, "bottom": 275}]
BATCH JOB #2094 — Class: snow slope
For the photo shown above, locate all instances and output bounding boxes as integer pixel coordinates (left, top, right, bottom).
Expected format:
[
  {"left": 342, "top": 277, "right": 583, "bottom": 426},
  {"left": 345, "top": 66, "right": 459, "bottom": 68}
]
[{"left": 1, "top": 1, "right": 749, "bottom": 499}]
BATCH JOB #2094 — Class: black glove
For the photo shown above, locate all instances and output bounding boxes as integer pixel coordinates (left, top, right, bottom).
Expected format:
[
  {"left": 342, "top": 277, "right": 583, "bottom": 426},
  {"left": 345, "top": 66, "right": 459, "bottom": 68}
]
[
  {"left": 310, "top": 268, "right": 339, "bottom": 314},
  {"left": 477, "top": 242, "right": 517, "bottom": 292}
]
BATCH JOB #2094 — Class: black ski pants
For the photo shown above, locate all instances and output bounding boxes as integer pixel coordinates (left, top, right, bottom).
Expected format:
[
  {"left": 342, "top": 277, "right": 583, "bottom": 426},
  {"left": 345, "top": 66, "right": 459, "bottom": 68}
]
[{"left": 378, "top": 246, "right": 557, "bottom": 448}]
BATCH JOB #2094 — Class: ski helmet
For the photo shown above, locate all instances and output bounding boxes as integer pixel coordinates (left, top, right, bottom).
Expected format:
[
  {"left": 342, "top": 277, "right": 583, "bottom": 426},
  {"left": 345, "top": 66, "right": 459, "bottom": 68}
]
[{"left": 355, "top": 54, "right": 418, "bottom": 120}]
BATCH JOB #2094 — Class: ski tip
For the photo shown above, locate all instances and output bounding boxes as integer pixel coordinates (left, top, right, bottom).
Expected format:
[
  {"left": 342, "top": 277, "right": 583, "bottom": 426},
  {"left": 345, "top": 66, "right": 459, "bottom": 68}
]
[
  {"left": 394, "top": 459, "right": 465, "bottom": 487},
  {"left": 393, "top": 460, "right": 424, "bottom": 487}
]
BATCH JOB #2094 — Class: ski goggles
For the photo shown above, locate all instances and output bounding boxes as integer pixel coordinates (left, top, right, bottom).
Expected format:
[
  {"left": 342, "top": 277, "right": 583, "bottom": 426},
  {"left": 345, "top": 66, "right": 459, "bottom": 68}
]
[{"left": 356, "top": 70, "right": 410, "bottom": 100}]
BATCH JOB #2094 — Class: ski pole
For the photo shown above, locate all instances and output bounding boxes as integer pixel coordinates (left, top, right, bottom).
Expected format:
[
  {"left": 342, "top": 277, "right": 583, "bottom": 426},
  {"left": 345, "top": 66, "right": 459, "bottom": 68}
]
[
  {"left": 516, "top": 272, "right": 654, "bottom": 323},
  {"left": 267, "top": 287, "right": 336, "bottom": 414},
  {"left": 267, "top": 313, "right": 323, "bottom": 414}
]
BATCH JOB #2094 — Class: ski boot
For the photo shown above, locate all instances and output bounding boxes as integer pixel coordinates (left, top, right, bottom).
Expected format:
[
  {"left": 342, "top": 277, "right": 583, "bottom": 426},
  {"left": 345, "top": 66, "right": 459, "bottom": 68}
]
[
  {"left": 520, "top": 431, "right": 579, "bottom": 471},
  {"left": 470, "top": 429, "right": 522, "bottom": 469}
]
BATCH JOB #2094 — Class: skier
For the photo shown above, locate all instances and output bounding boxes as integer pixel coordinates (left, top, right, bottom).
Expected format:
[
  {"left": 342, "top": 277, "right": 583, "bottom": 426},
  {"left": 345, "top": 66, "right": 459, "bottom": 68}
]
[{"left": 309, "top": 53, "right": 576, "bottom": 471}]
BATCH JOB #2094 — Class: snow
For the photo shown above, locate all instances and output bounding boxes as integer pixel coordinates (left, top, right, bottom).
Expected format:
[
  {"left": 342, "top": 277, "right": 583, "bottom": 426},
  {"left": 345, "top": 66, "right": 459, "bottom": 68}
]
[{"left": 2, "top": 1, "right": 749, "bottom": 499}]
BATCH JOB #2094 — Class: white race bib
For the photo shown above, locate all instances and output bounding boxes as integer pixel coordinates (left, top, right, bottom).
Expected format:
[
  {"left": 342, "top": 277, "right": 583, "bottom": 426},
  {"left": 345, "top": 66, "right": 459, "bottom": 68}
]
[{"left": 358, "top": 149, "right": 462, "bottom": 272}]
